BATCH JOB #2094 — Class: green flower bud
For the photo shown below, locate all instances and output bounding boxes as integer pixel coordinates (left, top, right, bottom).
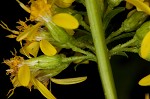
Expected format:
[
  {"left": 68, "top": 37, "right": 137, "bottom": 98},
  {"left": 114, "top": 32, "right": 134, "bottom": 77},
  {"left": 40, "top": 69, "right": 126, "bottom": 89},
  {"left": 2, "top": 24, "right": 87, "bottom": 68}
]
[
  {"left": 121, "top": 11, "right": 148, "bottom": 32},
  {"left": 23, "top": 54, "right": 72, "bottom": 78},
  {"left": 107, "top": 0, "right": 122, "bottom": 8},
  {"left": 24, "top": 55, "right": 63, "bottom": 69},
  {"left": 45, "top": 21, "right": 71, "bottom": 44},
  {"left": 135, "top": 21, "right": 150, "bottom": 40}
]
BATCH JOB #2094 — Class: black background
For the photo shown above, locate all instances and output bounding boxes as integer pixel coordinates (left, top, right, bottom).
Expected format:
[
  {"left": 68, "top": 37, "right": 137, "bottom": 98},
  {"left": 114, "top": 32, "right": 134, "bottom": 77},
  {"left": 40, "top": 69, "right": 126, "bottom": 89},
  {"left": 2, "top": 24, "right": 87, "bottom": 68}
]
[{"left": 0, "top": 0, "right": 150, "bottom": 99}]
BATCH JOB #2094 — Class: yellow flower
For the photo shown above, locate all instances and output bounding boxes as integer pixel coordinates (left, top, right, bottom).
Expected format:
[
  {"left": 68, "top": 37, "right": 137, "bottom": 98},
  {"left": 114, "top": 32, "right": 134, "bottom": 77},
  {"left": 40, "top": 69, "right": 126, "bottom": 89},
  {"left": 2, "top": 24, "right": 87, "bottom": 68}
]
[
  {"left": 1, "top": 21, "right": 57, "bottom": 57},
  {"left": 4, "top": 55, "right": 56, "bottom": 99},
  {"left": 20, "top": 41, "right": 40, "bottom": 57},
  {"left": 20, "top": 39, "right": 57, "bottom": 57},
  {"left": 139, "top": 74, "right": 150, "bottom": 86},
  {"left": 140, "top": 31, "right": 150, "bottom": 60},
  {"left": 16, "top": 0, "right": 79, "bottom": 29},
  {"left": 52, "top": 13, "right": 79, "bottom": 29},
  {"left": 30, "top": 0, "right": 52, "bottom": 21},
  {"left": 31, "top": 77, "right": 56, "bottom": 99},
  {"left": 126, "top": 0, "right": 150, "bottom": 15},
  {"left": 17, "top": 22, "right": 57, "bottom": 57}
]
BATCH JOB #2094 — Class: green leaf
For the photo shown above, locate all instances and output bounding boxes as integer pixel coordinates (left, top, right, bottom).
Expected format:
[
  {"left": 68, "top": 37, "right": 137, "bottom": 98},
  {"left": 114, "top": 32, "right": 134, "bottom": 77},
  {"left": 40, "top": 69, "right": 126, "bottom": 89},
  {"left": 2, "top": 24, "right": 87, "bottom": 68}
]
[{"left": 103, "top": 7, "right": 125, "bottom": 31}]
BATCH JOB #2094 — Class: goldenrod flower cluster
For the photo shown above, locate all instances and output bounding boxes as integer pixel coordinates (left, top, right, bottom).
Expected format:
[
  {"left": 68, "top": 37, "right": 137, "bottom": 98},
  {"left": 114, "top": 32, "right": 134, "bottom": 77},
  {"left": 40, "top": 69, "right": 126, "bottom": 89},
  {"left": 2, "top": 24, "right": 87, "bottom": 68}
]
[
  {"left": 1, "top": 0, "right": 89, "bottom": 98},
  {"left": 2, "top": 0, "right": 150, "bottom": 98}
]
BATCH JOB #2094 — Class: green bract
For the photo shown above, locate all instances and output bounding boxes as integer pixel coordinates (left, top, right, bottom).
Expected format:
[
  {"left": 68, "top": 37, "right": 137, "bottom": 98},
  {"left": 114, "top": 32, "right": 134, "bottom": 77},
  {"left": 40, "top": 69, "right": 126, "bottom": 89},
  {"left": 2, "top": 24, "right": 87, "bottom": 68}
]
[{"left": 121, "top": 11, "right": 148, "bottom": 32}]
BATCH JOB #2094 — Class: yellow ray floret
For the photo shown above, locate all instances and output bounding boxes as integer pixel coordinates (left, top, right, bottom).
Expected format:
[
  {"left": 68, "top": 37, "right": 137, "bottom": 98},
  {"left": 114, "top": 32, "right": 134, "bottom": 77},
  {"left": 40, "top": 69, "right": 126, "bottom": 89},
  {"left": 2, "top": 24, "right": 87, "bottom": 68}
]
[
  {"left": 52, "top": 13, "right": 79, "bottom": 29},
  {"left": 40, "top": 39, "right": 57, "bottom": 56},
  {"left": 26, "top": 41, "right": 40, "bottom": 57},
  {"left": 139, "top": 74, "right": 150, "bottom": 86},
  {"left": 137, "top": 2, "right": 149, "bottom": 11},
  {"left": 50, "top": 76, "right": 87, "bottom": 85},
  {"left": 31, "top": 77, "right": 56, "bottom": 99},
  {"left": 16, "top": 22, "right": 42, "bottom": 41},
  {"left": 126, "top": 0, "right": 150, "bottom": 15},
  {"left": 18, "top": 65, "right": 30, "bottom": 86},
  {"left": 140, "top": 31, "right": 150, "bottom": 59}
]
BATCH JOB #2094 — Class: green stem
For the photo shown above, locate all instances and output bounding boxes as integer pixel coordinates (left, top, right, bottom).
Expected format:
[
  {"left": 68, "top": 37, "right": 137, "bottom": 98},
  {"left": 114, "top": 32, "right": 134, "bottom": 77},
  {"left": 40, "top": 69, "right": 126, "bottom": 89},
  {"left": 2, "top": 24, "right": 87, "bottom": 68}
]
[
  {"left": 106, "top": 27, "right": 123, "bottom": 43},
  {"left": 109, "top": 38, "right": 137, "bottom": 53},
  {"left": 68, "top": 43, "right": 96, "bottom": 61},
  {"left": 80, "top": 20, "right": 90, "bottom": 31},
  {"left": 62, "top": 55, "right": 96, "bottom": 63},
  {"left": 110, "top": 48, "right": 139, "bottom": 56},
  {"left": 106, "top": 32, "right": 135, "bottom": 44},
  {"left": 85, "top": 1, "right": 117, "bottom": 99}
]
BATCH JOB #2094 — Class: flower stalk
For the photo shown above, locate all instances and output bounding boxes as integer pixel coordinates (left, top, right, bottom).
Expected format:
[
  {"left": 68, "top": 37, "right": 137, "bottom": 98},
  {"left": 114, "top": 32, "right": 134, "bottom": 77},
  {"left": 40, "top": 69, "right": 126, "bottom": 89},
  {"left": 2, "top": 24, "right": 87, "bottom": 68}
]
[{"left": 85, "top": 0, "right": 117, "bottom": 99}]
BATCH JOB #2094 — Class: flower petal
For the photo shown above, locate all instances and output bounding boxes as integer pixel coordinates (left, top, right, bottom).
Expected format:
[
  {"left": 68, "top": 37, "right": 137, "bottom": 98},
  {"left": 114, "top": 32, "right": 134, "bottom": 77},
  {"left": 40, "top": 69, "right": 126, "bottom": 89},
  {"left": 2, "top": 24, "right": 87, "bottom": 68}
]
[
  {"left": 52, "top": 13, "right": 79, "bottom": 29},
  {"left": 11, "top": 76, "right": 21, "bottom": 87},
  {"left": 20, "top": 46, "right": 31, "bottom": 58},
  {"left": 18, "top": 65, "right": 30, "bottom": 86},
  {"left": 141, "top": 31, "right": 150, "bottom": 59},
  {"left": 31, "top": 78, "right": 56, "bottom": 99},
  {"left": 50, "top": 76, "right": 87, "bottom": 85},
  {"left": 16, "top": 31, "right": 30, "bottom": 42},
  {"left": 40, "top": 39, "right": 57, "bottom": 56},
  {"left": 139, "top": 74, "right": 150, "bottom": 86},
  {"left": 26, "top": 42, "right": 40, "bottom": 57},
  {"left": 16, "top": 22, "right": 41, "bottom": 41},
  {"left": 16, "top": 0, "right": 31, "bottom": 13},
  {"left": 126, "top": 0, "right": 150, "bottom": 15},
  {"left": 137, "top": 2, "right": 150, "bottom": 11},
  {"left": 20, "top": 42, "right": 32, "bottom": 58}
]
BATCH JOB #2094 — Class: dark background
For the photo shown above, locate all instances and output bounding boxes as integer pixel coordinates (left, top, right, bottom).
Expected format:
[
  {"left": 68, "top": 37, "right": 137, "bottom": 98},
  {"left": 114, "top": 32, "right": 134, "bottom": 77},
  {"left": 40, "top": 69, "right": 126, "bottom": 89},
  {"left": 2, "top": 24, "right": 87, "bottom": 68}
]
[{"left": 0, "top": 0, "right": 150, "bottom": 99}]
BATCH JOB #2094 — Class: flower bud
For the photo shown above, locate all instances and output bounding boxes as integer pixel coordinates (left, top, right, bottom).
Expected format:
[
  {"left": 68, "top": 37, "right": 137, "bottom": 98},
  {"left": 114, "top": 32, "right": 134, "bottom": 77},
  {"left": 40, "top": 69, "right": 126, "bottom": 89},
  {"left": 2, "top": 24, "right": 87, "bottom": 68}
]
[
  {"left": 24, "top": 55, "right": 71, "bottom": 77},
  {"left": 135, "top": 21, "right": 150, "bottom": 40},
  {"left": 24, "top": 55, "right": 62, "bottom": 69},
  {"left": 121, "top": 11, "right": 148, "bottom": 32},
  {"left": 107, "top": 0, "right": 122, "bottom": 8},
  {"left": 45, "top": 21, "right": 71, "bottom": 44}
]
